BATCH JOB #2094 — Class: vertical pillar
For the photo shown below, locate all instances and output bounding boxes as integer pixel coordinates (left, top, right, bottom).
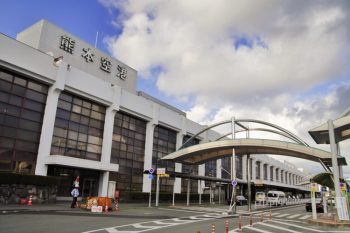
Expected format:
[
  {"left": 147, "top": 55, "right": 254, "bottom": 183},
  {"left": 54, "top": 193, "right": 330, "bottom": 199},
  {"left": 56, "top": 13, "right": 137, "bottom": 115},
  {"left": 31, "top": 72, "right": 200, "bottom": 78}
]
[
  {"left": 99, "top": 106, "right": 117, "bottom": 196},
  {"left": 35, "top": 61, "right": 67, "bottom": 176},
  {"left": 247, "top": 154, "right": 251, "bottom": 212},
  {"left": 242, "top": 155, "right": 247, "bottom": 182},
  {"left": 260, "top": 162, "right": 264, "bottom": 181},
  {"left": 267, "top": 165, "right": 271, "bottom": 182},
  {"left": 251, "top": 159, "right": 256, "bottom": 182},
  {"left": 142, "top": 122, "right": 156, "bottom": 192},
  {"left": 217, "top": 159, "right": 222, "bottom": 204}
]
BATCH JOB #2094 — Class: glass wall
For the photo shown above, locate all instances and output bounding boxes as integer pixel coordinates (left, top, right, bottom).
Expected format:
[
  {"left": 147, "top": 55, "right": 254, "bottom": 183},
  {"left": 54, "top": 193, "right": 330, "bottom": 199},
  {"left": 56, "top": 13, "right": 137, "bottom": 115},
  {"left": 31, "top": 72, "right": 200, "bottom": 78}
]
[
  {"left": 181, "top": 135, "right": 199, "bottom": 193},
  {"left": 276, "top": 168, "right": 279, "bottom": 182},
  {"left": 221, "top": 157, "right": 231, "bottom": 179},
  {"left": 0, "top": 68, "right": 48, "bottom": 173},
  {"left": 280, "top": 170, "right": 284, "bottom": 183},
  {"left": 51, "top": 92, "right": 106, "bottom": 161},
  {"left": 152, "top": 125, "right": 177, "bottom": 193},
  {"left": 263, "top": 164, "right": 268, "bottom": 180},
  {"left": 270, "top": 166, "right": 273, "bottom": 181},
  {"left": 109, "top": 111, "right": 146, "bottom": 192}
]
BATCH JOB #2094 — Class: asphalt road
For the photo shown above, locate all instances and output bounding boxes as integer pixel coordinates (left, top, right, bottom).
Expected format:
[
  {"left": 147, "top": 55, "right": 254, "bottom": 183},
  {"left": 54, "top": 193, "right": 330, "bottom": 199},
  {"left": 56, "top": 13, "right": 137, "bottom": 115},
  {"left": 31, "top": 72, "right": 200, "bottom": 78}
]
[{"left": 1, "top": 204, "right": 350, "bottom": 233}]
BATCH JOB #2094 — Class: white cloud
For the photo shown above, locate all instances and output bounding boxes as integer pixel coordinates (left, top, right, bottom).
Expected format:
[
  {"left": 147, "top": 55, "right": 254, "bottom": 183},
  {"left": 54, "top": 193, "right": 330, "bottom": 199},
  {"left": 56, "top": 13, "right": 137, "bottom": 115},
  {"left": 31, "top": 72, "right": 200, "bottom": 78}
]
[{"left": 100, "top": 0, "right": 350, "bottom": 177}]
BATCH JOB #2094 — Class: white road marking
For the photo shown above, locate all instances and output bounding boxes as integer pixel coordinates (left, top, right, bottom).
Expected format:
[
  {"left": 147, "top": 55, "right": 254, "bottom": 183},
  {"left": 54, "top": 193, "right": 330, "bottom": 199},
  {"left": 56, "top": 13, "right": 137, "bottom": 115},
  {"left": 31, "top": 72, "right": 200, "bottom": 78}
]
[
  {"left": 275, "top": 213, "right": 289, "bottom": 218},
  {"left": 257, "top": 222, "right": 301, "bottom": 233},
  {"left": 287, "top": 214, "right": 301, "bottom": 218},
  {"left": 245, "top": 226, "right": 272, "bottom": 233},
  {"left": 271, "top": 220, "right": 323, "bottom": 232},
  {"left": 299, "top": 215, "right": 311, "bottom": 219}
]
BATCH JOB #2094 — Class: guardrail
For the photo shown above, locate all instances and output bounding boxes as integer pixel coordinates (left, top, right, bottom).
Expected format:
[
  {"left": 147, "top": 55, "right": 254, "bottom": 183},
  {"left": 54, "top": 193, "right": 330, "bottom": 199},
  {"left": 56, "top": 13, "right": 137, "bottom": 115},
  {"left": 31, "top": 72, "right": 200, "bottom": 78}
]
[{"left": 254, "top": 198, "right": 308, "bottom": 209}]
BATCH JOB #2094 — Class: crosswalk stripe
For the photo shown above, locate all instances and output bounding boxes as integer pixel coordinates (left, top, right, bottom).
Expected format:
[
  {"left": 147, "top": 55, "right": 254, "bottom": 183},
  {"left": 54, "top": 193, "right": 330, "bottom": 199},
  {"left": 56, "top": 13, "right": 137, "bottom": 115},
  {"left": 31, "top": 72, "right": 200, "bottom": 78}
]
[
  {"left": 271, "top": 212, "right": 280, "bottom": 216},
  {"left": 271, "top": 220, "right": 323, "bottom": 232},
  {"left": 287, "top": 214, "right": 301, "bottom": 218},
  {"left": 257, "top": 222, "right": 301, "bottom": 233},
  {"left": 105, "top": 228, "right": 135, "bottom": 233},
  {"left": 275, "top": 213, "right": 289, "bottom": 218},
  {"left": 246, "top": 226, "right": 272, "bottom": 233},
  {"left": 299, "top": 215, "right": 311, "bottom": 219},
  {"left": 133, "top": 223, "right": 156, "bottom": 229}
]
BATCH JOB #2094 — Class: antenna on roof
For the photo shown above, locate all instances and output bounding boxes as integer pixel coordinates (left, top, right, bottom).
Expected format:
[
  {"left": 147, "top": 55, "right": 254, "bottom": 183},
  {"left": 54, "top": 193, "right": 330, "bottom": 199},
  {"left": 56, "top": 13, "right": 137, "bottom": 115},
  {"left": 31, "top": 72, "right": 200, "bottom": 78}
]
[{"left": 94, "top": 31, "right": 99, "bottom": 48}]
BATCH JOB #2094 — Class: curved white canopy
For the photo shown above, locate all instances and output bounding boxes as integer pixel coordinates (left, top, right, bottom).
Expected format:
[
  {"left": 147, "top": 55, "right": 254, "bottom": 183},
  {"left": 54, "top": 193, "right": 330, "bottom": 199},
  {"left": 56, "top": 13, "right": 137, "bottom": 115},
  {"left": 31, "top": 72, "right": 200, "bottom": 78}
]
[{"left": 161, "top": 138, "right": 346, "bottom": 165}]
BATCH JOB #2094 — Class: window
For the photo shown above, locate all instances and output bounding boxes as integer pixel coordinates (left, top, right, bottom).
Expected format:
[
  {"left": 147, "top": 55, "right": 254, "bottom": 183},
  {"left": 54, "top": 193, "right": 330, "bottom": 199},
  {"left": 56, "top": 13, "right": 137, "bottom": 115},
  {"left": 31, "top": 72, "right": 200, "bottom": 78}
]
[
  {"left": 110, "top": 111, "right": 147, "bottom": 192},
  {"left": 50, "top": 92, "right": 105, "bottom": 161},
  {"left": 0, "top": 68, "right": 48, "bottom": 174}
]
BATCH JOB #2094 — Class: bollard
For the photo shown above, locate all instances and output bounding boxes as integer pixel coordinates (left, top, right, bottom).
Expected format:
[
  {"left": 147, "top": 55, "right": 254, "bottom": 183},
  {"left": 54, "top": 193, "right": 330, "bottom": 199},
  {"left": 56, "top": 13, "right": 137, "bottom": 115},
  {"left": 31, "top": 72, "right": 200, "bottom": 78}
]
[
  {"left": 225, "top": 220, "right": 229, "bottom": 233},
  {"left": 260, "top": 212, "right": 264, "bottom": 222},
  {"left": 238, "top": 216, "right": 242, "bottom": 231},
  {"left": 269, "top": 210, "right": 272, "bottom": 220},
  {"left": 249, "top": 214, "right": 253, "bottom": 226},
  {"left": 211, "top": 224, "right": 216, "bottom": 233},
  {"left": 27, "top": 195, "right": 33, "bottom": 206},
  {"left": 105, "top": 204, "right": 108, "bottom": 213}
]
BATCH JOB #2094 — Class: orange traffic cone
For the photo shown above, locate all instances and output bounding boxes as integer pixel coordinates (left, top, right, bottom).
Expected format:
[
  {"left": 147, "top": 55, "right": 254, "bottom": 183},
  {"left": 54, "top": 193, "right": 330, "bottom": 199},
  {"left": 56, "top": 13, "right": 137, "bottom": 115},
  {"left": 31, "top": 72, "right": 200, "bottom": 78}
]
[
  {"left": 27, "top": 195, "right": 33, "bottom": 206},
  {"left": 238, "top": 216, "right": 242, "bottom": 231}
]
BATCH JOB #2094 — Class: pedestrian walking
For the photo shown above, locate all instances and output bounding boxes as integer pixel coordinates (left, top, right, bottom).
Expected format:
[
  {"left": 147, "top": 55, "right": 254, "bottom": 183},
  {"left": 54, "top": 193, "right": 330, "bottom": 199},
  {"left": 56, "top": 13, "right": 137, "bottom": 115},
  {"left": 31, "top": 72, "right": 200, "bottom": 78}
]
[{"left": 71, "top": 185, "right": 79, "bottom": 208}]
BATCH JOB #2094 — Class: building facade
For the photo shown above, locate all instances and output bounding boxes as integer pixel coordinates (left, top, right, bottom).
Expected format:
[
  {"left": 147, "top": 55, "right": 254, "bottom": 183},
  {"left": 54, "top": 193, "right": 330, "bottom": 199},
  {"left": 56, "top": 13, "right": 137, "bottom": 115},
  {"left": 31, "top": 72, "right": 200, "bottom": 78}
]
[{"left": 0, "top": 20, "right": 310, "bottom": 201}]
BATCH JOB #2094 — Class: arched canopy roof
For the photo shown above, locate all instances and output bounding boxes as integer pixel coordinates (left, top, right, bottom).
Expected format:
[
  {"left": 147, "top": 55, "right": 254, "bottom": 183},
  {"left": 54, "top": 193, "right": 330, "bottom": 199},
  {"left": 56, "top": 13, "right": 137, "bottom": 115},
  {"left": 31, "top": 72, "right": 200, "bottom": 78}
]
[{"left": 161, "top": 138, "right": 347, "bottom": 166}]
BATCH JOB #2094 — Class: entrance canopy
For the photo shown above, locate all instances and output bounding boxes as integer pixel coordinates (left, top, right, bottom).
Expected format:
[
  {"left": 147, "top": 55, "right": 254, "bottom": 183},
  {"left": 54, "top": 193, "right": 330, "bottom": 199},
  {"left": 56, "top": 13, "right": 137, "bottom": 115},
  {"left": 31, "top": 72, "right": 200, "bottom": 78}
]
[
  {"left": 161, "top": 138, "right": 347, "bottom": 166},
  {"left": 309, "top": 115, "right": 350, "bottom": 144}
]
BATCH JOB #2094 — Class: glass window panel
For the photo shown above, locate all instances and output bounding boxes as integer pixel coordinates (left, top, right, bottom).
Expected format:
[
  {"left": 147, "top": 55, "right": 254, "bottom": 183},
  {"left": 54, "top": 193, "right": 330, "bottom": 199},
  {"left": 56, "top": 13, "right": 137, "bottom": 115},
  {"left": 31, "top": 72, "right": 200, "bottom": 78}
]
[
  {"left": 78, "top": 124, "right": 88, "bottom": 134},
  {"left": 92, "top": 104, "right": 105, "bottom": 113},
  {"left": 66, "top": 140, "right": 77, "bottom": 149},
  {"left": 9, "top": 95, "right": 22, "bottom": 106},
  {"left": 15, "top": 140, "right": 37, "bottom": 152},
  {"left": 0, "top": 80, "right": 12, "bottom": 93},
  {"left": 4, "top": 115, "right": 18, "bottom": 128},
  {"left": 80, "top": 116, "right": 89, "bottom": 125},
  {"left": 88, "top": 127, "right": 102, "bottom": 137},
  {"left": 112, "top": 134, "right": 121, "bottom": 142},
  {"left": 81, "top": 107, "right": 90, "bottom": 116},
  {"left": 12, "top": 86, "right": 26, "bottom": 97},
  {"left": 87, "top": 144, "right": 102, "bottom": 153},
  {"left": 82, "top": 101, "right": 91, "bottom": 108},
  {"left": 0, "top": 137, "right": 15, "bottom": 148},
  {"left": 85, "top": 152, "right": 100, "bottom": 161},
  {"left": 21, "top": 109, "right": 41, "bottom": 122},
  {"left": 26, "top": 89, "right": 46, "bottom": 103},
  {"left": 23, "top": 99, "right": 44, "bottom": 112},
  {"left": 76, "top": 141, "right": 87, "bottom": 151},
  {"left": 54, "top": 118, "right": 69, "bottom": 129},
  {"left": 59, "top": 93, "right": 73, "bottom": 102},
  {"left": 0, "top": 71, "right": 13, "bottom": 82},
  {"left": 56, "top": 109, "right": 70, "bottom": 119},
  {"left": 68, "top": 121, "right": 79, "bottom": 131},
  {"left": 7, "top": 105, "right": 21, "bottom": 117},
  {"left": 78, "top": 133, "right": 87, "bottom": 142},
  {"left": 90, "top": 119, "right": 103, "bottom": 128},
  {"left": 72, "top": 105, "right": 82, "bottom": 114},
  {"left": 53, "top": 127, "right": 67, "bottom": 138},
  {"left": 52, "top": 137, "right": 66, "bottom": 147},
  {"left": 2, "top": 126, "right": 17, "bottom": 138},
  {"left": 73, "top": 98, "right": 82, "bottom": 106},
  {"left": 28, "top": 81, "right": 48, "bottom": 93},
  {"left": 17, "top": 129, "right": 39, "bottom": 142},
  {"left": 88, "top": 135, "right": 102, "bottom": 145},
  {"left": 0, "top": 89, "right": 10, "bottom": 102},
  {"left": 69, "top": 113, "right": 80, "bottom": 123},
  {"left": 57, "top": 100, "right": 71, "bottom": 111},
  {"left": 91, "top": 111, "right": 103, "bottom": 120},
  {"left": 14, "top": 77, "right": 27, "bottom": 86},
  {"left": 68, "top": 131, "right": 78, "bottom": 140}
]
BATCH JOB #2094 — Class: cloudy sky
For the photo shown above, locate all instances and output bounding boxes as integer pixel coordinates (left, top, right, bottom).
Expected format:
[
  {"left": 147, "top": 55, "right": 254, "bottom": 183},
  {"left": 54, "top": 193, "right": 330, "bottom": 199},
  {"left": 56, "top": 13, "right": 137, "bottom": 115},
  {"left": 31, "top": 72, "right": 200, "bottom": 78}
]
[{"left": 1, "top": 0, "right": 350, "bottom": 177}]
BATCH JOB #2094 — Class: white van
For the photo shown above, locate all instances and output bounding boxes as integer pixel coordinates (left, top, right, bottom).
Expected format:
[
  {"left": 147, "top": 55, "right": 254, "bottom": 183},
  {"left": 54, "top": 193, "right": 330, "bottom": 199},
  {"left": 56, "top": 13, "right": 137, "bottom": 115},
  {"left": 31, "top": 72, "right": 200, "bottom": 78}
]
[
  {"left": 267, "top": 191, "right": 287, "bottom": 205},
  {"left": 255, "top": 192, "right": 266, "bottom": 203}
]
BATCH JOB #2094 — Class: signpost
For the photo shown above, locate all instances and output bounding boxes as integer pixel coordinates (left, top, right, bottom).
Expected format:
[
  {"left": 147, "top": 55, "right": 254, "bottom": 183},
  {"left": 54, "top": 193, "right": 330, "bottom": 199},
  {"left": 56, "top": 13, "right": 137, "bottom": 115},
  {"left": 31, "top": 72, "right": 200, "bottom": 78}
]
[
  {"left": 231, "top": 180, "right": 237, "bottom": 187},
  {"left": 311, "top": 183, "right": 318, "bottom": 220},
  {"left": 148, "top": 168, "right": 154, "bottom": 208},
  {"left": 155, "top": 168, "right": 167, "bottom": 207}
]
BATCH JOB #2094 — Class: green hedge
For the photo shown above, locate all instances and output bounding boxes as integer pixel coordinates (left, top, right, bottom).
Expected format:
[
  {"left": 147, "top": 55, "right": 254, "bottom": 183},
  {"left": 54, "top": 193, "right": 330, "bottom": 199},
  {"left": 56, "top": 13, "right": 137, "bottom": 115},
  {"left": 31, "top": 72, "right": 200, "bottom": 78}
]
[{"left": 0, "top": 172, "right": 61, "bottom": 186}]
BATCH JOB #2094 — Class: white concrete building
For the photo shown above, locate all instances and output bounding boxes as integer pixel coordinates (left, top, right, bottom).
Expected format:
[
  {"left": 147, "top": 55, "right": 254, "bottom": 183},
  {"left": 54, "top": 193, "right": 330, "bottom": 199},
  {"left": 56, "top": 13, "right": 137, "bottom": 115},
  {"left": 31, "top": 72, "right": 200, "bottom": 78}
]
[{"left": 0, "top": 20, "right": 310, "bottom": 201}]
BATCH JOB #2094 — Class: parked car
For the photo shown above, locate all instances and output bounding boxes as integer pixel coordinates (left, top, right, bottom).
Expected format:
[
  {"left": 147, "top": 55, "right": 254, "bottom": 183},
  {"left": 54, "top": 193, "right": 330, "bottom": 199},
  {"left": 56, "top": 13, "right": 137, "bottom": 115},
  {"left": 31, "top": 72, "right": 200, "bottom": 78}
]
[
  {"left": 226, "top": 195, "right": 248, "bottom": 206},
  {"left": 305, "top": 198, "right": 324, "bottom": 212},
  {"left": 236, "top": 195, "right": 248, "bottom": 206}
]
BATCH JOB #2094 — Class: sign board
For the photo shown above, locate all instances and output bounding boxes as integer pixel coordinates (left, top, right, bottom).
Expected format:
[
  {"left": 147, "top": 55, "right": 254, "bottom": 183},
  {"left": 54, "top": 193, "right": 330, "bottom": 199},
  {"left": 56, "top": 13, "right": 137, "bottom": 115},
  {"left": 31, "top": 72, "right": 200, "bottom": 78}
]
[
  {"left": 340, "top": 183, "right": 347, "bottom": 191},
  {"left": 321, "top": 186, "right": 327, "bottom": 192},
  {"left": 231, "top": 180, "right": 237, "bottom": 187},
  {"left": 148, "top": 174, "right": 155, "bottom": 180},
  {"left": 158, "top": 174, "right": 170, "bottom": 178},
  {"left": 149, "top": 168, "right": 155, "bottom": 174},
  {"left": 157, "top": 168, "right": 166, "bottom": 175},
  {"left": 311, "top": 183, "right": 318, "bottom": 192},
  {"left": 336, "top": 197, "right": 350, "bottom": 221},
  {"left": 91, "top": 206, "right": 103, "bottom": 213}
]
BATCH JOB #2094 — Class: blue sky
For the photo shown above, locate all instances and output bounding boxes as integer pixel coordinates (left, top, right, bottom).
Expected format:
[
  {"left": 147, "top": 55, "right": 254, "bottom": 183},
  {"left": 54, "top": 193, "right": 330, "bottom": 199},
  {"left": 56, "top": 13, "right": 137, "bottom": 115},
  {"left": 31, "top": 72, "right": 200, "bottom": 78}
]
[{"left": 1, "top": 0, "right": 350, "bottom": 175}]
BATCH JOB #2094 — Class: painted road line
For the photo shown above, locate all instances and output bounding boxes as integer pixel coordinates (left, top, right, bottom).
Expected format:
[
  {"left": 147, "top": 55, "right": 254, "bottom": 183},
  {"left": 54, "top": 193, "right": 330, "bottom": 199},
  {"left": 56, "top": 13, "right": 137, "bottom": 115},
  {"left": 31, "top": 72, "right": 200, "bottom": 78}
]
[
  {"left": 245, "top": 226, "right": 273, "bottom": 233},
  {"left": 153, "top": 221, "right": 177, "bottom": 225},
  {"left": 157, "top": 207, "right": 208, "bottom": 214},
  {"left": 287, "top": 214, "right": 301, "bottom": 219},
  {"left": 271, "top": 212, "right": 280, "bottom": 216},
  {"left": 105, "top": 228, "right": 136, "bottom": 233},
  {"left": 298, "top": 215, "right": 311, "bottom": 219},
  {"left": 274, "top": 213, "right": 289, "bottom": 218},
  {"left": 271, "top": 220, "right": 323, "bottom": 232},
  {"left": 257, "top": 222, "right": 301, "bottom": 233}
]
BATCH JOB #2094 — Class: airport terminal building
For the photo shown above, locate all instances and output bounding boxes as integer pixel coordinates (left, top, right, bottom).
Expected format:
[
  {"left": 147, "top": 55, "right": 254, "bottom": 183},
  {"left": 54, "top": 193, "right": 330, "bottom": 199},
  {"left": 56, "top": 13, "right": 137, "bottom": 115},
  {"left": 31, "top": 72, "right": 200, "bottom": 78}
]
[{"left": 0, "top": 20, "right": 310, "bottom": 201}]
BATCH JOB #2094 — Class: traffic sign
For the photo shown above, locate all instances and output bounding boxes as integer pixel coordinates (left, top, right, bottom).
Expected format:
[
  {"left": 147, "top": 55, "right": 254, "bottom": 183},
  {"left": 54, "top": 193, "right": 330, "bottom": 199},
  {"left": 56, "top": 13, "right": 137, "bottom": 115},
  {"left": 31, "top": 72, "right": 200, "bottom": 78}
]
[
  {"left": 311, "top": 183, "right": 318, "bottom": 192},
  {"left": 321, "top": 186, "right": 327, "bottom": 192},
  {"left": 231, "top": 180, "right": 237, "bottom": 187},
  {"left": 340, "top": 183, "right": 347, "bottom": 191},
  {"left": 148, "top": 174, "right": 155, "bottom": 180},
  {"left": 149, "top": 168, "right": 155, "bottom": 174},
  {"left": 157, "top": 168, "right": 166, "bottom": 175}
]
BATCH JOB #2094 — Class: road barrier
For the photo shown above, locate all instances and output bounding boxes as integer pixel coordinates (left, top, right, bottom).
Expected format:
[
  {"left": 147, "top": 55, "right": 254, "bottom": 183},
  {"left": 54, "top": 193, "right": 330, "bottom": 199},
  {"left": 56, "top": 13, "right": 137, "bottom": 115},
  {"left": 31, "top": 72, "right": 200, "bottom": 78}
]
[
  {"left": 249, "top": 214, "right": 253, "bottom": 226},
  {"left": 238, "top": 216, "right": 242, "bottom": 231},
  {"left": 225, "top": 220, "right": 228, "bottom": 233}
]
